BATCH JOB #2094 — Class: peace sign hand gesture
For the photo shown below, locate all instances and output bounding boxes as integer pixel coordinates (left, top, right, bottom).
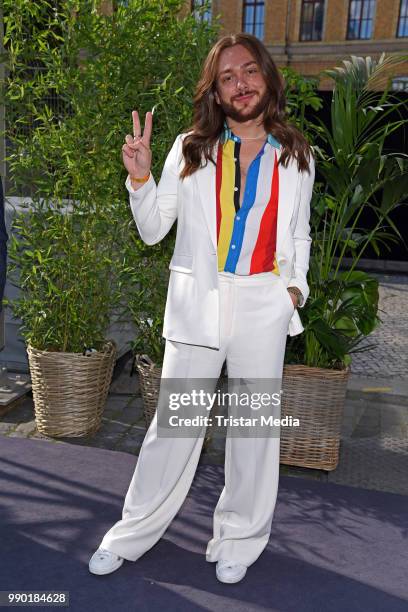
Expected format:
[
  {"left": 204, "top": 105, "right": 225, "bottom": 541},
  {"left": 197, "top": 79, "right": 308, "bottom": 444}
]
[{"left": 122, "top": 110, "right": 153, "bottom": 181}]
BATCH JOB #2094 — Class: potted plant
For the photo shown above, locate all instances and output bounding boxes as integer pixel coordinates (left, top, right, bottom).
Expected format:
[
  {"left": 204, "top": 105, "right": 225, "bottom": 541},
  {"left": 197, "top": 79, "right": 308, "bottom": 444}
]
[
  {"left": 1, "top": 2, "right": 127, "bottom": 436},
  {"left": 5, "top": 202, "right": 118, "bottom": 437},
  {"left": 281, "top": 53, "right": 408, "bottom": 470}
]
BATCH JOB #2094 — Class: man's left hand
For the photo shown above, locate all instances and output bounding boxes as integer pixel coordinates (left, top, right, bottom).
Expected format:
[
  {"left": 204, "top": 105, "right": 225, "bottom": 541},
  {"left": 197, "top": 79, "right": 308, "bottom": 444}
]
[{"left": 287, "top": 286, "right": 304, "bottom": 309}]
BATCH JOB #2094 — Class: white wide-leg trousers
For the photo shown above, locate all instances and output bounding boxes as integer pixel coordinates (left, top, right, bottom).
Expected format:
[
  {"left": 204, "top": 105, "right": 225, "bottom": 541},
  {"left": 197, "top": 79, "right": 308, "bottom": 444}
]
[{"left": 99, "top": 270, "right": 295, "bottom": 567}]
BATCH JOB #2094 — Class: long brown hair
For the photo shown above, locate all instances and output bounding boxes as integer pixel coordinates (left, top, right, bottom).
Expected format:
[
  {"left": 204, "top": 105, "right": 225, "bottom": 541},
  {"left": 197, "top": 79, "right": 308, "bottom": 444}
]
[{"left": 180, "top": 32, "right": 314, "bottom": 179}]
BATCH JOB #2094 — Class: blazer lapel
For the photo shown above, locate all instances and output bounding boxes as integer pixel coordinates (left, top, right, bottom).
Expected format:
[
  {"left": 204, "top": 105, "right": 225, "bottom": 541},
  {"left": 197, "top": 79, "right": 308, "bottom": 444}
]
[
  {"left": 194, "top": 141, "right": 298, "bottom": 255},
  {"left": 193, "top": 141, "right": 219, "bottom": 253}
]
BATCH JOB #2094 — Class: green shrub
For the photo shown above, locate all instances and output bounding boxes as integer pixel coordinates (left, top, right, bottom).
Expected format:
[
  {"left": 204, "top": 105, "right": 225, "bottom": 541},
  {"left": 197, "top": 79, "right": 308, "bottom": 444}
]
[{"left": 1, "top": 0, "right": 219, "bottom": 355}]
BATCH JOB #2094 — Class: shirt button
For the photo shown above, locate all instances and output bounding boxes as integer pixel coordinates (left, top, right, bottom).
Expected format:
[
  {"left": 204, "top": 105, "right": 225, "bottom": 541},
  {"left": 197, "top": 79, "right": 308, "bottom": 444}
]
[
  {"left": 236, "top": 216, "right": 240, "bottom": 220},
  {"left": 234, "top": 187, "right": 238, "bottom": 191},
  {"left": 234, "top": 157, "right": 237, "bottom": 161},
  {"left": 231, "top": 244, "right": 236, "bottom": 249}
]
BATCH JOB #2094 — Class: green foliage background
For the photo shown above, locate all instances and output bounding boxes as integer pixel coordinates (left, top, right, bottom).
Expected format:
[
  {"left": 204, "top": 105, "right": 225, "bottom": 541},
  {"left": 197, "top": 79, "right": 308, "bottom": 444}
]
[
  {"left": 1, "top": 0, "right": 219, "bottom": 353},
  {"left": 286, "top": 54, "right": 408, "bottom": 369}
]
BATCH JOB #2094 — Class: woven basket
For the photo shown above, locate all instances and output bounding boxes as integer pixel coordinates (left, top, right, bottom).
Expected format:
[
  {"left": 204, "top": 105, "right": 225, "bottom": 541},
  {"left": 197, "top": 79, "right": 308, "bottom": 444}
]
[
  {"left": 27, "top": 340, "right": 117, "bottom": 437},
  {"left": 134, "top": 353, "right": 213, "bottom": 450},
  {"left": 280, "top": 364, "right": 350, "bottom": 471}
]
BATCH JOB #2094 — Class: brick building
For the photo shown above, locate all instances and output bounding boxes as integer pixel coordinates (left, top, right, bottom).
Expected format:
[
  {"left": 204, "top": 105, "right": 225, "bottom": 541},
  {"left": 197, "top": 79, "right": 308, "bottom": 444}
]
[{"left": 188, "top": 0, "right": 408, "bottom": 90}]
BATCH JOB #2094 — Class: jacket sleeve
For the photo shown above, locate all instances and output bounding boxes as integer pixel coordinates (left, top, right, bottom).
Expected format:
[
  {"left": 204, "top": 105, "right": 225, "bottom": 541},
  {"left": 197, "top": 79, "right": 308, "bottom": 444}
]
[
  {"left": 125, "top": 134, "right": 182, "bottom": 246},
  {"left": 287, "top": 154, "right": 315, "bottom": 308}
]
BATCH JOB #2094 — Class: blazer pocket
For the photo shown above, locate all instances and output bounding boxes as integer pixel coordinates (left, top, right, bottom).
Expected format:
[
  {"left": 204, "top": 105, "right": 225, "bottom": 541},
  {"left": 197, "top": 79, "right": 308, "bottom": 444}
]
[{"left": 168, "top": 254, "right": 193, "bottom": 273}]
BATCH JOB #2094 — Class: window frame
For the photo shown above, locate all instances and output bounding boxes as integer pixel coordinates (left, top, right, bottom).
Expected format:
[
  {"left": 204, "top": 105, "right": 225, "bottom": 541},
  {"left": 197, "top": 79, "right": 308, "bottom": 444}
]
[
  {"left": 242, "top": 0, "right": 265, "bottom": 40},
  {"left": 346, "top": 0, "right": 376, "bottom": 40},
  {"left": 299, "top": 0, "right": 325, "bottom": 42},
  {"left": 397, "top": 0, "right": 408, "bottom": 37}
]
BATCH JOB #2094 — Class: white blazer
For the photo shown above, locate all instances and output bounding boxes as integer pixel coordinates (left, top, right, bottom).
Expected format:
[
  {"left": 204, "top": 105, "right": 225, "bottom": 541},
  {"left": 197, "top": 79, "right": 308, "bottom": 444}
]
[{"left": 126, "top": 133, "right": 315, "bottom": 350}]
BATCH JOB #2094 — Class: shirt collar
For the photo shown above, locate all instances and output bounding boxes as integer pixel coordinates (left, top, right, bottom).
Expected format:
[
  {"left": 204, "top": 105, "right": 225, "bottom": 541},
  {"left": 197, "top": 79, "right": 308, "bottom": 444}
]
[{"left": 221, "top": 119, "right": 280, "bottom": 149}]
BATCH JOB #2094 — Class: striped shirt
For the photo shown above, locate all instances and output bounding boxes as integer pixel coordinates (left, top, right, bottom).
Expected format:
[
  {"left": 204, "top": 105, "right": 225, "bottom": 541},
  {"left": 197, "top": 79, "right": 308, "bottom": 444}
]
[{"left": 216, "top": 121, "right": 281, "bottom": 275}]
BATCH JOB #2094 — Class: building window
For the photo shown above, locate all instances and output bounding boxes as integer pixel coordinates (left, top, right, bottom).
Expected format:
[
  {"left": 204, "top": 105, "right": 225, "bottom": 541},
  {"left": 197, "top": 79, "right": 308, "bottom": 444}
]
[
  {"left": 242, "top": 0, "right": 265, "bottom": 40},
  {"left": 191, "top": 0, "right": 212, "bottom": 22},
  {"left": 392, "top": 76, "right": 408, "bottom": 91},
  {"left": 299, "top": 1, "right": 325, "bottom": 41},
  {"left": 397, "top": 0, "right": 408, "bottom": 37},
  {"left": 346, "top": 0, "right": 376, "bottom": 39}
]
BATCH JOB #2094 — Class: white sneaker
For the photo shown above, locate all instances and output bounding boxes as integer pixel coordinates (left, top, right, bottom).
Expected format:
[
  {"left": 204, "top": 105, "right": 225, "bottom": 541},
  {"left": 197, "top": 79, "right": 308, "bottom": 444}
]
[
  {"left": 89, "top": 547, "right": 125, "bottom": 575},
  {"left": 216, "top": 559, "right": 247, "bottom": 584}
]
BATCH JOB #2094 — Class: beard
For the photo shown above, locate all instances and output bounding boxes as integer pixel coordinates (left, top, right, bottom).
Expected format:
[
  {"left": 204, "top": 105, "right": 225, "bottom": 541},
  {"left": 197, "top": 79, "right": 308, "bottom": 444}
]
[{"left": 218, "top": 88, "right": 270, "bottom": 123}]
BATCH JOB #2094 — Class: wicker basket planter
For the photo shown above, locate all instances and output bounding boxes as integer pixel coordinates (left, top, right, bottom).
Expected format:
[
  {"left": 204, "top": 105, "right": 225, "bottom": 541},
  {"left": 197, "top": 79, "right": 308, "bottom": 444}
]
[
  {"left": 280, "top": 363, "right": 350, "bottom": 471},
  {"left": 134, "top": 354, "right": 213, "bottom": 450},
  {"left": 27, "top": 340, "right": 117, "bottom": 437}
]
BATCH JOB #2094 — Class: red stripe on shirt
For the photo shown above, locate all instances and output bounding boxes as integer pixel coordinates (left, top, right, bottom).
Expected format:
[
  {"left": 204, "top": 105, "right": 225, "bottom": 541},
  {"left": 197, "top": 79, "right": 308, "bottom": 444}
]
[{"left": 249, "top": 151, "right": 279, "bottom": 273}]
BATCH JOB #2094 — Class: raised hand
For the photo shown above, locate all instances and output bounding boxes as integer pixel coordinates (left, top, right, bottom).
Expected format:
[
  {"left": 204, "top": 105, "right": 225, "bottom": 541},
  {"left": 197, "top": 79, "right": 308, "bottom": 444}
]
[{"left": 122, "top": 110, "right": 153, "bottom": 180}]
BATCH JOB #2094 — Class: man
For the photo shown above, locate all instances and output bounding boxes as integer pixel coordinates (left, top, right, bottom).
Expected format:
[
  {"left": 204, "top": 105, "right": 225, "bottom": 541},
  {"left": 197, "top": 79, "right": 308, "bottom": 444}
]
[{"left": 90, "top": 33, "right": 315, "bottom": 584}]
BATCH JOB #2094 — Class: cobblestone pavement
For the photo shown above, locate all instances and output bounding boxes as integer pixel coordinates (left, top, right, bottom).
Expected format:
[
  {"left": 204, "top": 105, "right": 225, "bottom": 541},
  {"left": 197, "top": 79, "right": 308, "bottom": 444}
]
[
  {"left": 1, "top": 273, "right": 407, "bottom": 496},
  {"left": 350, "top": 273, "right": 408, "bottom": 379}
]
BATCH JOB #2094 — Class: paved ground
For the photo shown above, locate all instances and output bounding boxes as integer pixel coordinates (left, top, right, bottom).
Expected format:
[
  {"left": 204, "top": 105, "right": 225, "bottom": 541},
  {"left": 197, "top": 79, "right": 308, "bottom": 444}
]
[
  {"left": 350, "top": 273, "right": 408, "bottom": 378},
  {"left": 1, "top": 272, "right": 407, "bottom": 496}
]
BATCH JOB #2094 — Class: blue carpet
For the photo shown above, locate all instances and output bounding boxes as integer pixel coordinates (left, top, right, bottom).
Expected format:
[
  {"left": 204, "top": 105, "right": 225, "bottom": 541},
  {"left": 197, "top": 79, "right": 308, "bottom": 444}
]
[{"left": 0, "top": 435, "right": 407, "bottom": 612}]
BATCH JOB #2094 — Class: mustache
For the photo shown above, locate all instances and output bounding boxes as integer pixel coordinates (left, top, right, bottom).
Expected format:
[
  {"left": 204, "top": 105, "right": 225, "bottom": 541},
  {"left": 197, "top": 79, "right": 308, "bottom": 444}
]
[{"left": 233, "top": 91, "right": 256, "bottom": 100}]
